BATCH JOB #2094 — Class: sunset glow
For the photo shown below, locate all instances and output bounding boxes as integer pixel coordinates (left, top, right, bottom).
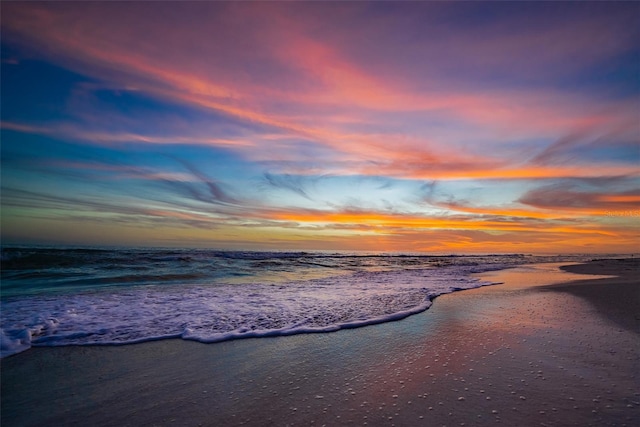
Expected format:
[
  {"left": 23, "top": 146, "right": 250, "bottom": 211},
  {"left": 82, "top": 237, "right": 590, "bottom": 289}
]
[{"left": 1, "top": 2, "right": 638, "bottom": 252}]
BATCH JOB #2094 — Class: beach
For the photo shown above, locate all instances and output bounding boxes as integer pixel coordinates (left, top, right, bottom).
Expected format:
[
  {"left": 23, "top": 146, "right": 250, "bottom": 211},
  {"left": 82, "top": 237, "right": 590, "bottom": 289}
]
[{"left": 2, "top": 259, "right": 638, "bottom": 426}]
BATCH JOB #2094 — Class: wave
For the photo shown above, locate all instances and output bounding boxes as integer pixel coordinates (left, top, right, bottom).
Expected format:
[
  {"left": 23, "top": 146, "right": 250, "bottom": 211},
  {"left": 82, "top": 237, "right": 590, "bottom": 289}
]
[
  {"left": 0, "top": 265, "right": 501, "bottom": 358},
  {"left": 0, "top": 248, "right": 603, "bottom": 358}
]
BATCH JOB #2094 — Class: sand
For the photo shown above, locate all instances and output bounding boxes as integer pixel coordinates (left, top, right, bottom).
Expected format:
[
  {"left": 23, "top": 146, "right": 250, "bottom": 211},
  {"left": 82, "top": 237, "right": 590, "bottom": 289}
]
[
  {"left": 1, "top": 259, "right": 638, "bottom": 426},
  {"left": 548, "top": 259, "right": 640, "bottom": 334}
]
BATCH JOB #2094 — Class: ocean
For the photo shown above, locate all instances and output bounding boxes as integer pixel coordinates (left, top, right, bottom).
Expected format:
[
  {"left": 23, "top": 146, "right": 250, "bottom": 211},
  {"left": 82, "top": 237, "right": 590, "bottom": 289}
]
[{"left": 0, "top": 248, "right": 595, "bottom": 358}]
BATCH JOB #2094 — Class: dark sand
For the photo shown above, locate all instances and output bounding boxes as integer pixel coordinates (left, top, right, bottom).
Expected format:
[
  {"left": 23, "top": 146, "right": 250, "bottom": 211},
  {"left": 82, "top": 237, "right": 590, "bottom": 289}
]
[
  {"left": 2, "top": 259, "right": 638, "bottom": 426},
  {"left": 548, "top": 259, "right": 640, "bottom": 334}
]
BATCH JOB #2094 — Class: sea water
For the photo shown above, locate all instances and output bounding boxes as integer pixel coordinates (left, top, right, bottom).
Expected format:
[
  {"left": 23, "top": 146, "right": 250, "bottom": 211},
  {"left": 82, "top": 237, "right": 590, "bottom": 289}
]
[{"left": 0, "top": 248, "right": 594, "bottom": 357}]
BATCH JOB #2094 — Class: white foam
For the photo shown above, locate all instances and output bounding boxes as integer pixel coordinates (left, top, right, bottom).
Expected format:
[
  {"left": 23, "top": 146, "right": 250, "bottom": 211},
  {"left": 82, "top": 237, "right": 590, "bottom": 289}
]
[
  {"left": 0, "top": 328, "right": 32, "bottom": 358},
  {"left": 0, "top": 267, "right": 497, "bottom": 357}
]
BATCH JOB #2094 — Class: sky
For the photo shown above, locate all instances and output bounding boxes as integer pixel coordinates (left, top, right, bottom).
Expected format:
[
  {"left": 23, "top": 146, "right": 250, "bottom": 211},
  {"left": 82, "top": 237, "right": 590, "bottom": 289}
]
[{"left": 1, "top": 1, "right": 639, "bottom": 253}]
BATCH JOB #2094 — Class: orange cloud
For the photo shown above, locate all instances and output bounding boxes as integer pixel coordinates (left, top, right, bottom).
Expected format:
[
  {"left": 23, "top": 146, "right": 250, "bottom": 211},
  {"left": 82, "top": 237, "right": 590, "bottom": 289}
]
[{"left": 263, "top": 208, "right": 621, "bottom": 238}]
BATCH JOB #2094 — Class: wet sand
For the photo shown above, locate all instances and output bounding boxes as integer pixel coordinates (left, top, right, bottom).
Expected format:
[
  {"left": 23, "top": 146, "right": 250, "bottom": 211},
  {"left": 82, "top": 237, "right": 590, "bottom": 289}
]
[{"left": 2, "top": 259, "right": 638, "bottom": 426}]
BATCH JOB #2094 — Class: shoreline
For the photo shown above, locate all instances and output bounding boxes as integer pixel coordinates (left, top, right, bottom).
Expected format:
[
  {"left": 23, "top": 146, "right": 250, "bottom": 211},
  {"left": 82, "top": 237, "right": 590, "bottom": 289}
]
[{"left": 2, "top": 259, "right": 639, "bottom": 426}]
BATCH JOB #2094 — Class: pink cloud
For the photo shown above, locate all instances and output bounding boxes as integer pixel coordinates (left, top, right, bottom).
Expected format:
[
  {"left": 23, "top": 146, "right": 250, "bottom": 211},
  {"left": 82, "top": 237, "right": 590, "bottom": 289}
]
[{"left": 4, "top": 2, "right": 635, "bottom": 160}]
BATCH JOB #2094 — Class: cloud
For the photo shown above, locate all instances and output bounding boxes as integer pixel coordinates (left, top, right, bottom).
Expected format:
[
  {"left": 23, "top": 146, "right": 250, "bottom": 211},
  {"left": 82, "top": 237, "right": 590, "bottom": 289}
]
[
  {"left": 174, "top": 159, "right": 239, "bottom": 206},
  {"left": 519, "top": 183, "right": 640, "bottom": 212},
  {"left": 3, "top": 2, "right": 637, "bottom": 161},
  {"left": 530, "top": 114, "right": 639, "bottom": 166},
  {"left": 419, "top": 181, "right": 438, "bottom": 204},
  {"left": 2, "top": 2, "right": 638, "bottom": 252},
  {"left": 262, "top": 172, "right": 315, "bottom": 201},
  {"left": 0, "top": 121, "right": 256, "bottom": 149}
]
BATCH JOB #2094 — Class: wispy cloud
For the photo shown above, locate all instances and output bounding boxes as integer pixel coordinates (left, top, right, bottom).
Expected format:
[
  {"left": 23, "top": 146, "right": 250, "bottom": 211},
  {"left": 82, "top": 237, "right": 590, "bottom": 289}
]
[
  {"left": 262, "top": 172, "right": 316, "bottom": 201},
  {"left": 0, "top": 121, "right": 257, "bottom": 149}
]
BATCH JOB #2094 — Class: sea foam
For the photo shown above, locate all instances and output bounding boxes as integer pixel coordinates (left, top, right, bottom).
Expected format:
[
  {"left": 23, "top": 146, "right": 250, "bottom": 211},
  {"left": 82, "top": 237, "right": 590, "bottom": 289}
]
[{"left": 1, "top": 266, "right": 496, "bottom": 357}]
